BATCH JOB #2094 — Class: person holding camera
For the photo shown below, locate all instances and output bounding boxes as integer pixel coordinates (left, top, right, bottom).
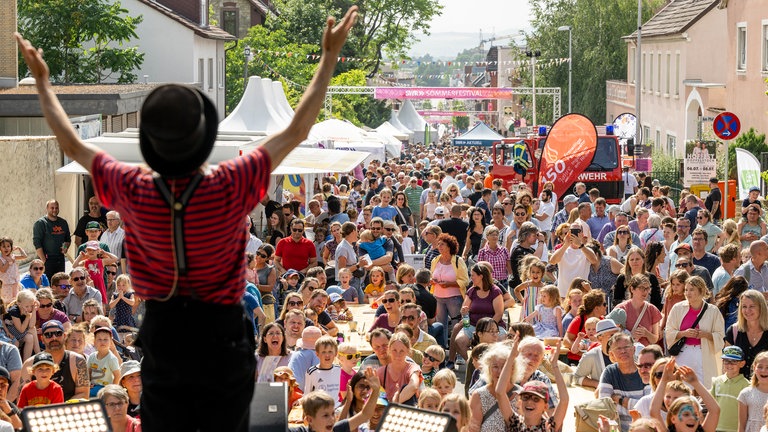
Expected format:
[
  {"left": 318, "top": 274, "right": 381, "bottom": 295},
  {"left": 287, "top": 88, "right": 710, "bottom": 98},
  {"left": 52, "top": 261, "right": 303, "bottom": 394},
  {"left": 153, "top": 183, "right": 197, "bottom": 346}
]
[{"left": 550, "top": 222, "right": 599, "bottom": 298}]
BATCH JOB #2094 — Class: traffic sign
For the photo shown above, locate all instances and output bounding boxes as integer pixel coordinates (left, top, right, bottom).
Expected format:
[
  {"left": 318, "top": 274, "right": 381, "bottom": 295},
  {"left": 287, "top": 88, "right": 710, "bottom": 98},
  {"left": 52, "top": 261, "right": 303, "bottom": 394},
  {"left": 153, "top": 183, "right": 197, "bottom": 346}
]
[{"left": 713, "top": 112, "right": 741, "bottom": 140}]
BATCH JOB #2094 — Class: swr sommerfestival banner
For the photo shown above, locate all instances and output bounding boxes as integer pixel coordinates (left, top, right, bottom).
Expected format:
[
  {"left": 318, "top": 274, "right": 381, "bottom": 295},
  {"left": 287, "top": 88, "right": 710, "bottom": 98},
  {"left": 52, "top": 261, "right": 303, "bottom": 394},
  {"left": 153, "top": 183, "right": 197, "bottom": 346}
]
[
  {"left": 537, "top": 114, "right": 598, "bottom": 199},
  {"left": 374, "top": 87, "right": 515, "bottom": 100}
]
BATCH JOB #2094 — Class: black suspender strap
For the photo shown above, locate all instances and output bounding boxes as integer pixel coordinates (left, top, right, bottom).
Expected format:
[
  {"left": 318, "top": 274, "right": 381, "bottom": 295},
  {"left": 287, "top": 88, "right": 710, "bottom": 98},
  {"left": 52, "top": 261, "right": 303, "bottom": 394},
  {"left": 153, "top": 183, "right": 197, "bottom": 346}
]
[{"left": 153, "top": 173, "right": 204, "bottom": 277}]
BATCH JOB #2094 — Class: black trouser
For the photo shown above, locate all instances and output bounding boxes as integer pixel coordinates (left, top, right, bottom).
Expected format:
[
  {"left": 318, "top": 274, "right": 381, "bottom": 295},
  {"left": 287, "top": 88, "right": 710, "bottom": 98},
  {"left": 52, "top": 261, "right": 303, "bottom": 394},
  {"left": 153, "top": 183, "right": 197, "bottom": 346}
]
[
  {"left": 44, "top": 256, "right": 65, "bottom": 281},
  {"left": 137, "top": 297, "right": 256, "bottom": 432}
]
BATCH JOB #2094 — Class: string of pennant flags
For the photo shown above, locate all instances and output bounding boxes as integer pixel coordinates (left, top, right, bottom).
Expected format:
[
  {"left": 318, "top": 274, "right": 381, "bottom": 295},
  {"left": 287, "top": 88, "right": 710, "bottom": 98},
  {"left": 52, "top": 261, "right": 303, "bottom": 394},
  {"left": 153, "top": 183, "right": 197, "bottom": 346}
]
[{"left": 252, "top": 49, "right": 570, "bottom": 70}]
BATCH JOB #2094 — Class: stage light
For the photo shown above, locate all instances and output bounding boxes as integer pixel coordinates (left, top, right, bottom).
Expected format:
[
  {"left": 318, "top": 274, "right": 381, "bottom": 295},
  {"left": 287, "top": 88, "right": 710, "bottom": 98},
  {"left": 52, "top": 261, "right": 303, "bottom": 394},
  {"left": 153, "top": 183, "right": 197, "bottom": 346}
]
[
  {"left": 21, "top": 400, "right": 111, "bottom": 432},
  {"left": 376, "top": 404, "right": 458, "bottom": 432}
]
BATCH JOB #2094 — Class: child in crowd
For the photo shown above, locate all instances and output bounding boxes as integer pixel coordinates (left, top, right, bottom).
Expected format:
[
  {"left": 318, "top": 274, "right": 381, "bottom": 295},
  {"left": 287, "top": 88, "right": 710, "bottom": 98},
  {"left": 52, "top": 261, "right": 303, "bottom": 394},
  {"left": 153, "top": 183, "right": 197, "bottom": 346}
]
[
  {"left": 337, "top": 342, "right": 359, "bottom": 403},
  {"left": 17, "top": 352, "right": 64, "bottom": 408},
  {"left": 0, "top": 296, "right": 11, "bottom": 345},
  {"left": 325, "top": 295, "right": 339, "bottom": 322},
  {"left": 6, "top": 290, "right": 40, "bottom": 360},
  {"left": 432, "top": 369, "right": 457, "bottom": 399},
  {"left": 363, "top": 267, "right": 386, "bottom": 302},
  {"left": 0, "top": 237, "right": 25, "bottom": 304},
  {"left": 292, "top": 380, "right": 380, "bottom": 432},
  {"left": 73, "top": 241, "right": 118, "bottom": 308},
  {"left": 88, "top": 327, "right": 121, "bottom": 397},
  {"left": 561, "top": 288, "right": 585, "bottom": 331},
  {"left": 305, "top": 336, "right": 341, "bottom": 404},
  {"left": 422, "top": 345, "right": 445, "bottom": 388},
  {"left": 274, "top": 367, "right": 304, "bottom": 408},
  {"left": 466, "top": 343, "right": 490, "bottom": 394},
  {"left": 742, "top": 248, "right": 752, "bottom": 264},
  {"left": 418, "top": 388, "right": 441, "bottom": 411},
  {"left": 711, "top": 346, "right": 749, "bottom": 432},
  {"left": 330, "top": 294, "right": 352, "bottom": 322},
  {"left": 525, "top": 285, "right": 563, "bottom": 338},
  {"left": 422, "top": 190, "right": 437, "bottom": 221},
  {"left": 358, "top": 230, "right": 387, "bottom": 262},
  {"left": 569, "top": 317, "right": 600, "bottom": 356},
  {"left": 514, "top": 259, "right": 545, "bottom": 321},
  {"left": 337, "top": 268, "right": 359, "bottom": 303},
  {"left": 660, "top": 269, "right": 687, "bottom": 330},
  {"left": 108, "top": 274, "right": 137, "bottom": 331},
  {"left": 738, "top": 351, "right": 768, "bottom": 432},
  {"left": 277, "top": 270, "right": 303, "bottom": 313},
  {"left": 440, "top": 393, "right": 470, "bottom": 432}
]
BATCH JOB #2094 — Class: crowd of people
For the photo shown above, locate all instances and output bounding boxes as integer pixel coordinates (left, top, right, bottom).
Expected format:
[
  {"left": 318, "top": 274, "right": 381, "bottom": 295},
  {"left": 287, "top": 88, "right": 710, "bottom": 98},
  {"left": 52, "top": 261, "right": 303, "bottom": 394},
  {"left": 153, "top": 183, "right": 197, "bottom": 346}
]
[{"left": 1, "top": 142, "right": 768, "bottom": 432}]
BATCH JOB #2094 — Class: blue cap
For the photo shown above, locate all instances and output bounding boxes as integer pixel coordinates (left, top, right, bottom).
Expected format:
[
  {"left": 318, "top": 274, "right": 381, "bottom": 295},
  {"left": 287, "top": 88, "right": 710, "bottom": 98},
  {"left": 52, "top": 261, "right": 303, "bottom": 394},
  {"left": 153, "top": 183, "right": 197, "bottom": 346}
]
[{"left": 722, "top": 345, "right": 744, "bottom": 361}]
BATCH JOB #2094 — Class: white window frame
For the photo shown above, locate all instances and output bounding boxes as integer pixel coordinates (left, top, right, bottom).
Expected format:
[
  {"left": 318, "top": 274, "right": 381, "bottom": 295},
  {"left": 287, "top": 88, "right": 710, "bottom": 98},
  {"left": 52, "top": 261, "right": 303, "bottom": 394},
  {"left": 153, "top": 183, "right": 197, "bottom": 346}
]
[
  {"left": 649, "top": 52, "right": 654, "bottom": 92},
  {"left": 643, "top": 125, "right": 651, "bottom": 145},
  {"left": 675, "top": 52, "right": 680, "bottom": 96},
  {"left": 655, "top": 129, "right": 661, "bottom": 150},
  {"left": 666, "top": 133, "right": 676, "bottom": 155},
  {"left": 762, "top": 20, "right": 768, "bottom": 72},
  {"left": 642, "top": 53, "right": 647, "bottom": 91},
  {"left": 218, "top": 58, "right": 225, "bottom": 89},
  {"left": 737, "top": 22, "right": 747, "bottom": 72},
  {"left": 665, "top": 52, "right": 671, "bottom": 96},
  {"left": 656, "top": 53, "right": 661, "bottom": 95},
  {"left": 198, "top": 58, "right": 204, "bottom": 87}
]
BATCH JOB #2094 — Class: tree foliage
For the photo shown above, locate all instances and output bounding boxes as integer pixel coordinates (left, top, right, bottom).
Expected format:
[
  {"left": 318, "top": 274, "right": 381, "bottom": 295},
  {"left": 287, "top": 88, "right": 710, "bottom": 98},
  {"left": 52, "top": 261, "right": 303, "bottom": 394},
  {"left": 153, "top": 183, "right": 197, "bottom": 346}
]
[
  {"left": 269, "top": 0, "right": 443, "bottom": 77},
  {"left": 18, "top": 0, "right": 144, "bottom": 83},
  {"left": 728, "top": 128, "right": 768, "bottom": 179},
  {"left": 324, "top": 69, "right": 389, "bottom": 126},
  {"left": 525, "top": 0, "right": 663, "bottom": 124}
]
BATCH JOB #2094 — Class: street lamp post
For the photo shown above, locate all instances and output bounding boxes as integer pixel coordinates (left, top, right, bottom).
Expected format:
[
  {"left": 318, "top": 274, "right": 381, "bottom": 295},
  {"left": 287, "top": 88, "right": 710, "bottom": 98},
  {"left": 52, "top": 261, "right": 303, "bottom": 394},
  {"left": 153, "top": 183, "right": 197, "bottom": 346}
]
[
  {"left": 243, "top": 45, "right": 251, "bottom": 82},
  {"left": 557, "top": 25, "right": 572, "bottom": 113},
  {"left": 526, "top": 50, "right": 542, "bottom": 128}
]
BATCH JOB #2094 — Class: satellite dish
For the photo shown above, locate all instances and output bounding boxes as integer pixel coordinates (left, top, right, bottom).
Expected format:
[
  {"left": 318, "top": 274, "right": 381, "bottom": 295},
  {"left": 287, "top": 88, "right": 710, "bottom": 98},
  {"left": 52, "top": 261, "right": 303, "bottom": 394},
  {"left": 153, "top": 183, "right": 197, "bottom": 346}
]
[{"left": 613, "top": 112, "right": 640, "bottom": 142}]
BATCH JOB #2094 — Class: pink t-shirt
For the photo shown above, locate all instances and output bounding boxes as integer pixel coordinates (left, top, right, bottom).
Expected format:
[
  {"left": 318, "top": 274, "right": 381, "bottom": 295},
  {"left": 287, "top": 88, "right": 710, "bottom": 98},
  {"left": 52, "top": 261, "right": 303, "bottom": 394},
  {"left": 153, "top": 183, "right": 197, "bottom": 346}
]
[
  {"left": 681, "top": 307, "right": 703, "bottom": 346},
  {"left": 616, "top": 300, "right": 661, "bottom": 346},
  {"left": 432, "top": 262, "right": 461, "bottom": 298},
  {"left": 339, "top": 368, "right": 356, "bottom": 402},
  {"left": 376, "top": 362, "right": 422, "bottom": 403},
  {"left": 84, "top": 259, "right": 107, "bottom": 304}
]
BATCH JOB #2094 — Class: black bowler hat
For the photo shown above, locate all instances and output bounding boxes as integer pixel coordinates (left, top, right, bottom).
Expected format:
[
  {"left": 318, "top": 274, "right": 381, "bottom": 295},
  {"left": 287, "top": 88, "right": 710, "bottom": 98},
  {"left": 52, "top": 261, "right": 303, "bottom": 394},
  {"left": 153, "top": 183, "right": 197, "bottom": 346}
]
[{"left": 139, "top": 84, "right": 218, "bottom": 178}]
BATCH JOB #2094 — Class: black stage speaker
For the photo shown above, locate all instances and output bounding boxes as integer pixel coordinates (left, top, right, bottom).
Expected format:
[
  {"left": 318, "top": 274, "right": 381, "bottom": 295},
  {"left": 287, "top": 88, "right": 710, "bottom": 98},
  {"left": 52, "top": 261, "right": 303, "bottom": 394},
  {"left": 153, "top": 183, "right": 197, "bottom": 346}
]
[{"left": 250, "top": 381, "right": 288, "bottom": 432}]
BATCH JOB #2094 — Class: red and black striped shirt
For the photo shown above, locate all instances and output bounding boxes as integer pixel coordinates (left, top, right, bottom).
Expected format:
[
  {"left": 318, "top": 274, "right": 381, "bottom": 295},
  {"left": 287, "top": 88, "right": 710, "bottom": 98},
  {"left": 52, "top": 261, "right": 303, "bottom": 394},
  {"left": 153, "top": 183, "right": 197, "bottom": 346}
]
[{"left": 90, "top": 148, "right": 271, "bottom": 305}]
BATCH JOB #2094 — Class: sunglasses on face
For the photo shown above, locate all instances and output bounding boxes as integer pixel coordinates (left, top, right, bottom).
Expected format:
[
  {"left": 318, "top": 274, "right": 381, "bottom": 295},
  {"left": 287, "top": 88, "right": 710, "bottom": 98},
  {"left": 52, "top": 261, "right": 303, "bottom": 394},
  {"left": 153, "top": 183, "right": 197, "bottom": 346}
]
[
  {"left": 515, "top": 212, "right": 526, "bottom": 217},
  {"left": 58, "top": 284, "right": 72, "bottom": 290},
  {"left": 105, "top": 271, "right": 117, "bottom": 275},
  {"left": 43, "top": 330, "right": 63, "bottom": 338},
  {"left": 72, "top": 276, "right": 86, "bottom": 282},
  {"left": 291, "top": 228, "right": 304, "bottom": 233},
  {"left": 617, "top": 230, "right": 629, "bottom": 235},
  {"left": 38, "top": 303, "right": 53, "bottom": 309},
  {"left": 401, "top": 299, "right": 412, "bottom": 303},
  {"left": 257, "top": 253, "right": 268, "bottom": 258},
  {"left": 32, "top": 267, "right": 44, "bottom": 271},
  {"left": 675, "top": 263, "right": 691, "bottom": 268},
  {"left": 520, "top": 394, "right": 543, "bottom": 403},
  {"left": 382, "top": 298, "right": 397, "bottom": 304},
  {"left": 401, "top": 315, "right": 418, "bottom": 322},
  {"left": 424, "top": 353, "right": 439, "bottom": 363},
  {"left": 340, "top": 353, "right": 361, "bottom": 360},
  {"left": 636, "top": 362, "right": 654, "bottom": 369},
  {"left": 288, "top": 300, "right": 304, "bottom": 307}
]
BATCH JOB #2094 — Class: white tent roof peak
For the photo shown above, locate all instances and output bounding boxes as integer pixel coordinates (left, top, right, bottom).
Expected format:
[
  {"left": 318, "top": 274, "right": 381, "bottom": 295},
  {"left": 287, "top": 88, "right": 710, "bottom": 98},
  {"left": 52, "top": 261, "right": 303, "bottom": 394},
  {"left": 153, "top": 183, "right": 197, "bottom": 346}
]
[
  {"left": 219, "top": 76, "right": 288, "bottom": 134},
  {"left": 388, "top": 111, "right": 412, "bottom": 135}
]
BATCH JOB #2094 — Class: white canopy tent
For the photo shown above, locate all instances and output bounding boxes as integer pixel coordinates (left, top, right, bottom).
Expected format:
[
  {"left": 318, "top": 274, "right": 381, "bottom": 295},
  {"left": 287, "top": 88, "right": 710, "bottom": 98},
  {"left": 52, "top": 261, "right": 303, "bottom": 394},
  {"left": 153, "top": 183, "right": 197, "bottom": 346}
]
[
  {"left": 388, "top": 111, "right": 413, "bottom": 141},
  {"left": 219, "top": 76, "right": 290, "bottom": 134},
  {"left": 309, "top": 119, "right": 390, "bottom": 163},
  {"left": 398, "top": 100, "right": 437, "bottom": 143},
  {"left": 376, "top": 121, "right": 409, "bottom": 141}
]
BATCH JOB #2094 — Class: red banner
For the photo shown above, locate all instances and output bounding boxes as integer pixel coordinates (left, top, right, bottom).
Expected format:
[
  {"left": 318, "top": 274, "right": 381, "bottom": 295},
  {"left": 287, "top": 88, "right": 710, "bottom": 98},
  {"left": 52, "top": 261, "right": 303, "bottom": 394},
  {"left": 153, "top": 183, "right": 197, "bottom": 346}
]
[
  {"left": 374, "top": 87, "right": 514, "bottom": 99},
  {"left": 537, "top": 114, "right": 598, "bottom": 200}
]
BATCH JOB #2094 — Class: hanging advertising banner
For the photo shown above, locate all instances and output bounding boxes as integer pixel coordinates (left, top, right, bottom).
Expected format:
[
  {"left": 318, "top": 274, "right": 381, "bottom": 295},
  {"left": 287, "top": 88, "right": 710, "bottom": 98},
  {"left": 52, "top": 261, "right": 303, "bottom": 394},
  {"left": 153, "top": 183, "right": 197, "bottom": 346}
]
[
  {"left": 736, "top": 148, "right": 762, "bottom": 199},
  {"left": 683, "top": 141, "right": 717, "bottom": 187},
  {"left": 374, "top": 87, "right": 515, "bottom": 100},
  {"left": 282, "top": 174, "right": 306, "bottom": 217},
  {"left": 536, "top": 113, "right": 598, "bottom": 199}
]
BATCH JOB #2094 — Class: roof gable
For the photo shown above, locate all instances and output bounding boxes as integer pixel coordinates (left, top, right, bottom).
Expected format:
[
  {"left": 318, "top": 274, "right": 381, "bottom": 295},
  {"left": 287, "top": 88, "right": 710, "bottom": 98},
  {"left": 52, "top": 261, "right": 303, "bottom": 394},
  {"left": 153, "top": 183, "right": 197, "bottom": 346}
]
[
  {"left": 136, "top": 0, "right": 236, "bottom": 40},
  {"left": 625, "top": 0, "right": 720, "bottom": 39}
]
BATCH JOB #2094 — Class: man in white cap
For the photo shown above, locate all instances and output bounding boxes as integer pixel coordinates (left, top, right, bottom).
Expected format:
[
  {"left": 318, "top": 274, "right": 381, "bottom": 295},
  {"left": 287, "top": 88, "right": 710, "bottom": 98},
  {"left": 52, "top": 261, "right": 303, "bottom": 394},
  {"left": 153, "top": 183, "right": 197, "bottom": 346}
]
[
  {"left": 573, "top": 319, "right": 620, "bottom": 389},
  {"left": 16, "top": 6, "right": 358, "bottom": 431}
]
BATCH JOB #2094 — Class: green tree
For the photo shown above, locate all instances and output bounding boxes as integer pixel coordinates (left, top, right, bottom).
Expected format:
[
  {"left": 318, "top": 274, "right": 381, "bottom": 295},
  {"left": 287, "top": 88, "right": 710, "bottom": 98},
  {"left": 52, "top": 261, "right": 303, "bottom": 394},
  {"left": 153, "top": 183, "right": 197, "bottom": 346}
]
[
  {"left": 324, "top": 69, "right": 388, "bottom": 126},
  {"left": 525, "top": 0, "right": 663, "bottom": 123},
  {"left": 727, "top": 128, "right": 768, "bottom": 179},
  {"left": 269, "top": 0, "right": 443, "bottom": 76},
  {"left": 18, "top": 0, "right": 143, "bottom": 83}
]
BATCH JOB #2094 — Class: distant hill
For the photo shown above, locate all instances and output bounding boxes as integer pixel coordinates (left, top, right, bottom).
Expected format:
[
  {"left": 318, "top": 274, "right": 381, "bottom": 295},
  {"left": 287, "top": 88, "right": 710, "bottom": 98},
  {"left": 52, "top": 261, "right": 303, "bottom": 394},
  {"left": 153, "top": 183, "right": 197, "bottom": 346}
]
[{"left": 409, "top": 30, "right": 523, "bottom": 60}]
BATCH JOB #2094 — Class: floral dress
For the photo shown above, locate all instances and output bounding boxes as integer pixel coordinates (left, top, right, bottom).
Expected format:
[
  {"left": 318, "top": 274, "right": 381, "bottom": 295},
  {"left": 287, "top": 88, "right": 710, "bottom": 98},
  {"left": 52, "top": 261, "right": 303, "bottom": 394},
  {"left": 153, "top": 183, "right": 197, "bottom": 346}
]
[
  {"left": 506, "top": 413, "right": 556, "bottom": 432},
  {"left": 478, "top": 386, "right": 506, "bottom": 431}
]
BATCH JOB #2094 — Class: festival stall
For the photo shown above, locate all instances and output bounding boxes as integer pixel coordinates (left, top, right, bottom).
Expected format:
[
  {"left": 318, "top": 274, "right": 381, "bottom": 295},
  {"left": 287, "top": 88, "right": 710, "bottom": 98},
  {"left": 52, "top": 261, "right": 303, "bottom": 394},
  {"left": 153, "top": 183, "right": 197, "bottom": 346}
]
[{"left": 451, "top": 122, "right": 504, "bottom": 146}]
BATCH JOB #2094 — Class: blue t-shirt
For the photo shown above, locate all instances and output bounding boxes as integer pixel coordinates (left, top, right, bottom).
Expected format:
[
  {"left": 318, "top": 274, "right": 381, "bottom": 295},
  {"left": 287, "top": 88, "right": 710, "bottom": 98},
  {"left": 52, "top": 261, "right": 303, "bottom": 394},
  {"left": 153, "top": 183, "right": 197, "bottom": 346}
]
[
  {"left": 243, "top": 283, "right": 263, "bottom": 334},
  {"left": 20, "top": 274, "right": 49, "bottom": 289},
  {"left": 371, "top": 205, "right": 398, "bottom": 222},
  {"left": 359, "top": 238, "right": 387, "bottom": 260}
]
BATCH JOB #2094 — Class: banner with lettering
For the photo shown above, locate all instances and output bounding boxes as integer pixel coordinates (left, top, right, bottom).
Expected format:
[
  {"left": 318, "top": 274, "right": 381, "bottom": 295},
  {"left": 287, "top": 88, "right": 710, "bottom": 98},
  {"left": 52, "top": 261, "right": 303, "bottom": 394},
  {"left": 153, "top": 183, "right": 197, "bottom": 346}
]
[
  {"left": 736, "top": 148, "right": 762, "bottom": 199},
  {"left": 374, "top": 87, "right": 515, "bottom": 100},
  {"left": 683, "top": 141, "right": 717, "bottom": 187},
  {"left": 537, "top": 114, "right": 598, "bottom": 199}
]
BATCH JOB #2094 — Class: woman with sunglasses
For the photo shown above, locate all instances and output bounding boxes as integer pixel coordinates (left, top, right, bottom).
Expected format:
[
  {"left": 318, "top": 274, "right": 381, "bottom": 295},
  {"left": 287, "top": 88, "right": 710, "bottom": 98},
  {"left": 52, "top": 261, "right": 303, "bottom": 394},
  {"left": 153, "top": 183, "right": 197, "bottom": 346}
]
[
  {"left": 665, "top": 276, "right": 724, "bottom": 388},
  {"left": 393, "top": 191, "right": 414, "bottom": 236},
  {"left": 253, "top": 245, "right": 277, "bottom": 323},
  {"left": 335, "top": 222, "right": 365, "bottom": 304},
  {"left": 614, "top": 274, "right": 661, "bottom": 347},
  {"left": 338, "top": 371, "right": 373, "bottom": 418},
  {"left": 369, "top": 290, "right": 402, "bottom": 333},
  {"left": 34, "top": 288, "right": 70, "bottom": 336},
  {"left": 608, "top": 224, "right": 635, "bottom": 263},
  {"left": 255, "top": 322, "right": 292, "bottom": 383},
  {"left": 275, "top": 293, "right": 313, "bottom": 329},
  {"left": 462, "top": 207, "right": 486, "bottom": 262},
  {"left": 447, "top": 264, "right": 503, "bottom": 370},
  {"left": 738, "top": 204, "right": 767, "bottom": 250}
]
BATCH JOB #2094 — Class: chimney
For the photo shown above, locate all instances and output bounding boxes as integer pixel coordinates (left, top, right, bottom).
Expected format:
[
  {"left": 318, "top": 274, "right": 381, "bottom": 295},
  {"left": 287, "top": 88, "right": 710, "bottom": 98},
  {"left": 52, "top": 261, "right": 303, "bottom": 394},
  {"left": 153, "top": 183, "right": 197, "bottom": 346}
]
[
  {"left": 0, "top": 0, "right": 18, "bottom": 88},
  {"left": 200, "top": 0, "right": 209, "bottom": 27}
]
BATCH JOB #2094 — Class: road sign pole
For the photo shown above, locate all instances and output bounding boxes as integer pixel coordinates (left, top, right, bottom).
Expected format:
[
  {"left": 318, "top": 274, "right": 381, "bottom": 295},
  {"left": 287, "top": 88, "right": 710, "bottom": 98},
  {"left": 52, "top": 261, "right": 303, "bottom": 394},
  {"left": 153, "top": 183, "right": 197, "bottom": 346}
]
[{"left": 713, "top": 112, "right": 741, "bottom": 220}]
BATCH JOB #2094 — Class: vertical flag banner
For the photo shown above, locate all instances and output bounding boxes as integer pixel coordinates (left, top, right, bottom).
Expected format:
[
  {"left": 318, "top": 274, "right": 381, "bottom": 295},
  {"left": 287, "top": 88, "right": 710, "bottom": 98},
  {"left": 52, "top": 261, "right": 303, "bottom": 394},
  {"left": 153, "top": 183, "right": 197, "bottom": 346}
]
[
  {"left": 736, "top": 148, "right": 762, "bottom": 199},
  {"left": 537, "top": 114, "right": 598, "bottom": 199}
]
